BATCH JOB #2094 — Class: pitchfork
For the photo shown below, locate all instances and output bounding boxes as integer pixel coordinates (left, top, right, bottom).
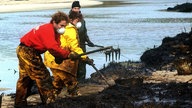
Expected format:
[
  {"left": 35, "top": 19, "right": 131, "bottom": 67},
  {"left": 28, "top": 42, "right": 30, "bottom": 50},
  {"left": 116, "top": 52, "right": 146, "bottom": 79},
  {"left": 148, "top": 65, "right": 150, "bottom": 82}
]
[
  {"left": 77, "top": 46, "right": 121, "bottom": 86},
  {"left": 81, "top": 44, "right": 121, "bottom": 62}
]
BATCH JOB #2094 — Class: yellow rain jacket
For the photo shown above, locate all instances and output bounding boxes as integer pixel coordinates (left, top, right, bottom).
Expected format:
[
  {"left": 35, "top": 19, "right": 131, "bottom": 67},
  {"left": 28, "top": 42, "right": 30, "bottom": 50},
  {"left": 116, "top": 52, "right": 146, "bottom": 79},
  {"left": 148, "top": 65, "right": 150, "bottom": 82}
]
[{"left": 44, "top": 23, "right": 87, "bottom": 76}]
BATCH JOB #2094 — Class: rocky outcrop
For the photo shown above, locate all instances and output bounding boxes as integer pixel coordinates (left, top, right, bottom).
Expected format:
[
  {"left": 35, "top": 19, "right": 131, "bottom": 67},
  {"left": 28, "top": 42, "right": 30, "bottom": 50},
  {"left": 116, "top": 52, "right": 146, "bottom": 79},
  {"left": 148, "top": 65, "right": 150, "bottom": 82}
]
[
  {"left": 140, "top": 28, "right": 192, "bottom": 74},
  {"left": 167, "top": 2, "right": 192, "bottom": 12}
]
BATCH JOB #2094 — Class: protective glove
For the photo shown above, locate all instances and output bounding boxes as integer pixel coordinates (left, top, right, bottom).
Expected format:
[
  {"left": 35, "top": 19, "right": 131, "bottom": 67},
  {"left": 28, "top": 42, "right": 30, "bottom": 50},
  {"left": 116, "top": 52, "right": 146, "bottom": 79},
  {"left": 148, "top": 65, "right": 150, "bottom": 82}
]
[
  {"left": 87, "top": 42, "right": 94, "bottom": 47},
  {"left": 68, "top": 52, "right": 80, "bottom": 60},
  {"left": 86, "top": 36, "right": 94, "bottom": 47},
  {"left": 55, "top": 57, "right": 63, "bottom": 64},
  {"left": 84, "top": 57, "right": 94, "bottom": 65}
]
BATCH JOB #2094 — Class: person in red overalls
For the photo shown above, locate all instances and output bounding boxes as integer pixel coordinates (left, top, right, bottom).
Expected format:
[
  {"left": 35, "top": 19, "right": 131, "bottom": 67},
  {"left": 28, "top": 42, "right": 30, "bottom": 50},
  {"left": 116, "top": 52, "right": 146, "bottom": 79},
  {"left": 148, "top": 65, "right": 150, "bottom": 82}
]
[{"left": 15, "top": 11, "right": 79, "bottom": 107}]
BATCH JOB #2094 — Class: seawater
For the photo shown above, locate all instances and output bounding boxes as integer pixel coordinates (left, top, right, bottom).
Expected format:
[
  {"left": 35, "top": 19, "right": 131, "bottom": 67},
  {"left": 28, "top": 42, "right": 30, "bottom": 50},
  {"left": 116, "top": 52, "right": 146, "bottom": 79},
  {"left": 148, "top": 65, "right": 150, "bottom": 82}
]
[{"left": 0, "top": 0, "right": 191, "bottom": 94}]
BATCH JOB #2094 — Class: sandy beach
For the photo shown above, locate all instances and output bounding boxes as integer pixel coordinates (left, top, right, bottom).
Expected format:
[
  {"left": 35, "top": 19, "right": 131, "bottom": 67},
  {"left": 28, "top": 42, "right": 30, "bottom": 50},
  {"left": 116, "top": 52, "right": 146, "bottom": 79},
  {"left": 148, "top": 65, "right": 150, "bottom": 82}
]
[{"left": 0, "top": 0, "right": 103, "bottom": 13}]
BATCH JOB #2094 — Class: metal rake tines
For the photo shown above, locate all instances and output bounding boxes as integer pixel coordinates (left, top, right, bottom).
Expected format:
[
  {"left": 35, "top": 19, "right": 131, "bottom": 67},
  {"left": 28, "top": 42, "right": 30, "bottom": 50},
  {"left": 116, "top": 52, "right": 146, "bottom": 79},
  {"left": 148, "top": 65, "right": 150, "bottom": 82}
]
[
  {"left": 104, "top": 48, "right": 121, "bottom": 62},
  {"left": 78, "top": 46, "right": 120, "bottom": 62}
]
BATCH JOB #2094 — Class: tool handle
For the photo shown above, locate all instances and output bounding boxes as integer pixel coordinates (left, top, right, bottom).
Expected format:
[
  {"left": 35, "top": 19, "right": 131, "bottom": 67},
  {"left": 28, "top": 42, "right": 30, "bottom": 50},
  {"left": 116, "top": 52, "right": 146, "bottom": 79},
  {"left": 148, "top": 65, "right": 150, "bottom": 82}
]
[
  {"left": 90, "top": 63, "right": 111, "bottom": 86},
  {"left": 78, "top": 46, "right": 113, "bottom": 57},
  {"left": 82, "top": 43, "right": 104, "bottom": 48},
  {"left": 93, "top": 44, "right": 104, "bottom": 48}
]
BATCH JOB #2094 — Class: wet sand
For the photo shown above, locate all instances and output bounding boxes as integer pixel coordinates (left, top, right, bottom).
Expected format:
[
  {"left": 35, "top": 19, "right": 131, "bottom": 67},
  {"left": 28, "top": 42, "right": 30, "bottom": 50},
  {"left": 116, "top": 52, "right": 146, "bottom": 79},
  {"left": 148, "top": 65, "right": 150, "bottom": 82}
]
[{"left": 1, "top": 65, "right": 192, "bottom": 107}]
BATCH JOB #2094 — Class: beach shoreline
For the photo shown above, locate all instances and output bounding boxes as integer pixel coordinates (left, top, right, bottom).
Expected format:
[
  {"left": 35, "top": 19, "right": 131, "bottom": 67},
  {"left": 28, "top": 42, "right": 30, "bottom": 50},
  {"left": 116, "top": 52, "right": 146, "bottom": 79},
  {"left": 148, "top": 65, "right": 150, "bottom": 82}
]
[{"left": 0, "top": 0, "right": 103, "bottom": 13}]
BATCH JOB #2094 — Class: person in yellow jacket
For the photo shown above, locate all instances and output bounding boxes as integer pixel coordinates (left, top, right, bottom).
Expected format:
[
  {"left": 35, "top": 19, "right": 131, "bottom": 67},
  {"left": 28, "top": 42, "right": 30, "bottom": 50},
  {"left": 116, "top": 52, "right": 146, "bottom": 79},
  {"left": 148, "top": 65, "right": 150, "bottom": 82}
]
[{"left": 44, "top": 11, "right": 93, "bottom": 96}]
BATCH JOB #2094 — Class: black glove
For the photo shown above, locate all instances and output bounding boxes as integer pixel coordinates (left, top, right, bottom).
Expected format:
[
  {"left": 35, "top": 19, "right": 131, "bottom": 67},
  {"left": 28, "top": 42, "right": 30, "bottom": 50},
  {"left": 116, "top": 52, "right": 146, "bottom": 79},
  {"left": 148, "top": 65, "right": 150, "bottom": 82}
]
[
  {"left": 84, "top": 57, "right": 94, "bottom": 65},
  {"left": 86, "top": 36, "right": 94, "bottom": 47},
  {"left": 68, "top": 52, "right": 80, "bottom": 60},
  {"left": 87, "top": 42, "right": 94, "bottom": 47},
  {"left": 55, "top": 57, "right": 63, "bottom": 64}
]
